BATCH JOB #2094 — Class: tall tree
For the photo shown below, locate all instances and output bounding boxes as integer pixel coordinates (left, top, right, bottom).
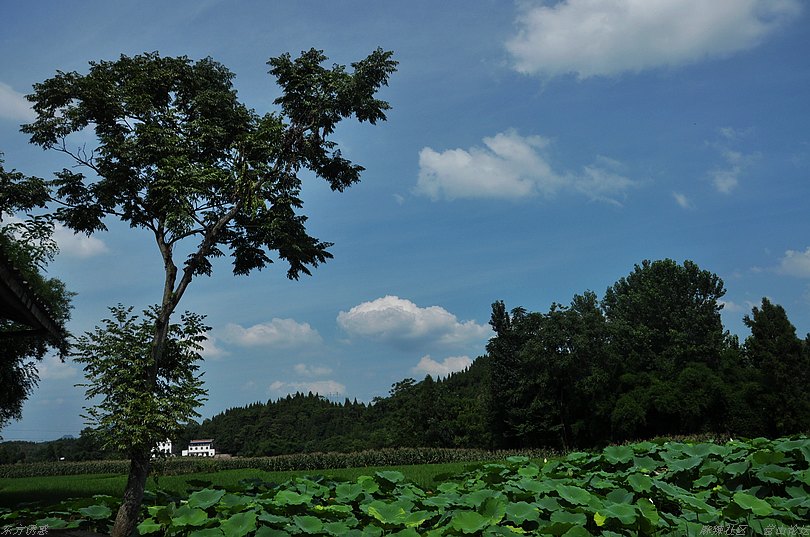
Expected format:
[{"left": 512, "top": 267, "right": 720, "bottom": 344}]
[
  {"left": 0, "top": 156, "right": 72, "bottom": 433},
  {"left": 486, "top": 301, "right": 525, "bottom": 448},
  {"left": 494, "top": 292, "right": 614, "bottom": 450},
  {"left": 22, "top": 49, "right": 396, "bottom": 536},
  {"left": 743, "top": 298, "right": 810, "bottom": 436},
  {"left": 73, "top": 305, "right": 207, "bottom": 466},
  {"left": 602, "top": 259, "right": 728, "bottom": 439}
]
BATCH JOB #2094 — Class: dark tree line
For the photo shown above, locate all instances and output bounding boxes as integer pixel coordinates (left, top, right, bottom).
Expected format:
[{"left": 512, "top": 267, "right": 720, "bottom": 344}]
[{"left": 487, "top": 259, "right": 810, "bottom": 449}]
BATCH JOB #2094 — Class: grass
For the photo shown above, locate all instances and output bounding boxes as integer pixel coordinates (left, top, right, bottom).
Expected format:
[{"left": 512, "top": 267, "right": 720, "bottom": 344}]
[{"left": 0, "top": 460, "right": 488, "bottom": 507}]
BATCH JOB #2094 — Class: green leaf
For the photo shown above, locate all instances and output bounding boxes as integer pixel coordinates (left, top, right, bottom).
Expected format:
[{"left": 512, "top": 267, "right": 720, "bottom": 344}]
[
  {"left": 550, "top": 511, "right": 587, "bottom": 525},
  {"left": 606, "top": 488, "right": 633, "bottom": 504},
  {"left": 732, "top": 492, "right": 773, "bottom": 516},
  {"left": 257, "top": 512, "right": 289, "bottom": 524},
  {"left": 36, "top": 518, "right": 68, "bottom": 530},
  {"left": 293, "top": 515, "right": 324, "bottom": 534},
  {"left": 752, "top": 450, "right": 785, "bottom": 465},
  {"left": 516, "top": 478, "right": 553, "bottom": 494},
  {"left": 78, "top": 504, "right": 112, "bottom": 520},
  {"left": 693, "top": 475, "right": 717, "bottom": 488},
  {"left": 220, "top": 511, "right": 257, "bottom": 537},
  {"left": 136, "top": 518, "right": 163, "bottom": 535},
  {"left": 535, "top": 496, "right": 562, "bottom": 512},
  {"left": 633, "top": 455, "right": 659, "bottom": 473},
  {"left": 556, "top": 485, "right": 592, "bottom": 505},
  {"left": 404, "top": 510, "right": 433, "bottom": 528},
  {"left": 517, "top": 465, "right": 539, "bottom": 478},
  {"left": 682, "top": 443, "right": 728, "bottom": 458},
  {"left": 451, "top": 510, "right": 492, "bottom": 534},
  {"left": 324, "top": 521, "right": 351, "bottom": 536},
  {"left": 219, "top": 493, "right": 253, "bottom": 512},
  {"left": 273, "top": 489, "right": 311, "bottom": 506},
  {"left": 756, "top": 464, "right": 794, "bottom": 484},
  {"left": 598, "top": 502, "right": 637, "bottom": 525},
  {"left": 627, "top": 473, "right": 652, "bottom": 492},
  {"left": 335, "top": 482, "right": 364, "bottom": 502},
  {"left": 366, "top": 500, "right": 411, "bottom": 524},
  {"left": 636, "top": 497, "right": 659, "bottom": 527},
  {"left": 376, "top": 470, "right": 405, "bottom": 484},
  {"left": 667, "top": 455, "right": 703, "bottom": 473},
  {"left": 724, "top": 460, "right": 749, "bottom": 477},
  {"left": 171, "top": 505, "right": 210, "bottom": 527},
  {"left": 187, "top": 488, "right": 226, "bottom": 510},
  {"left": 255, "top": 527, "right": 291, "bottom": 537},
  {"left": 478, "top": 496, "right": 507, "bottom": 525},
  {"left": 188, "top": 529, "right": 225, "bottom": 537},
  {"left": 358, "top": 475, "right": 381, "bottom": 494},
  {"left": 561, "top": 527, "right": 593, "bottom": 537},
  {"left": 505, "top": 501, "right": 539, "bottom": 524},
  {"left": 361, "top": 524, "right": 384, "bottom": 537},
  {"left": 603, "top": 445, "right": 634, "bottom": 464}
]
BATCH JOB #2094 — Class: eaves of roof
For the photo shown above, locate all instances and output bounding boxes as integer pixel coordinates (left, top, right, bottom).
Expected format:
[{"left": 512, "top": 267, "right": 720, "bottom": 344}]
[{"left": 0, "top": 245, "right": 63, "bottom": 341}]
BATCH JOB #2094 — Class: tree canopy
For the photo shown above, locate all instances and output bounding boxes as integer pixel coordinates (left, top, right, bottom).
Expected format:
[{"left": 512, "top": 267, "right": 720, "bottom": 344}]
[{"left": 20, "top": 48, "right": 396, "bottom": 537}]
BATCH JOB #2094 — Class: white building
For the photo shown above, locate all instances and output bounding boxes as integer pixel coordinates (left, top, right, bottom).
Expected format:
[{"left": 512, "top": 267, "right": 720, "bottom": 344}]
[
  {"left": 182, "top": 439, "right": 216, "bottom": 457},
  {"left": 151, "top": 439, "right": 173, "bottom": 458}
]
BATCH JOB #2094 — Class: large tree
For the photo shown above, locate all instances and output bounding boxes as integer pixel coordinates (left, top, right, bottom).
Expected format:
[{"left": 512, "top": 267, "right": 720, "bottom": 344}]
[
  {"left": 22, "top": 49, "right": 396, "bottom": 536},
  {"left": 602, "top": 259, "right": 728, "bottom": 439},
  {"left": 487, "top": 292, "right": 614, "bottom": 450},
  {"left": 743, "top": 298, "right": 810, "bottom": 436}
]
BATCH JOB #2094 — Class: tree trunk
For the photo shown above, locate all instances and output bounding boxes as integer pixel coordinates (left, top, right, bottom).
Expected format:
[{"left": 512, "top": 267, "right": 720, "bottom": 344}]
[{"left": 111, "top": 449, "right": 151, "bottom": 537}]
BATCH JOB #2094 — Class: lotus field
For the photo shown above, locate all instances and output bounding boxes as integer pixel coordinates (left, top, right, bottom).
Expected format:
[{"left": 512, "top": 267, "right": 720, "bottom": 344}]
[{"left": 2, "top": 436, "right": 808, "bottom": 536}]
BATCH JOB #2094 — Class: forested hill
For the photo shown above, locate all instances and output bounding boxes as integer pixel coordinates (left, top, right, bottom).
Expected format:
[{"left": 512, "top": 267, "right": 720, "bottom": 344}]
[
  {"left": 179, "top": 355, "right": 492, "bottom": 457},
  {"left": 181, "top": 259, "right": 810, "bottom": 457}
]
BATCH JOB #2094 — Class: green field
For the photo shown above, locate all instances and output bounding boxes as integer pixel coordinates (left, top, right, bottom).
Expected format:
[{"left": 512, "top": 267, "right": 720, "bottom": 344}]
[
  {"left": 2, "top": 437, "right": 807, "bottom": 535},
  {"left": 0, "top": 461, "right": 483, "bottom": 508}
]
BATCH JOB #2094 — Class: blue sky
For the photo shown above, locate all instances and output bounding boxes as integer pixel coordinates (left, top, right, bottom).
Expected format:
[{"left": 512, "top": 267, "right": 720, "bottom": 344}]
[{"left": 1, "top": 0, "right": 809, "bottom": 441}]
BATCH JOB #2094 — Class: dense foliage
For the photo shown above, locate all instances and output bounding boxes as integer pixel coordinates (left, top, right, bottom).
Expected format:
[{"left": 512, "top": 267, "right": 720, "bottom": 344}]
[
  {"left": 73, "top": 306, "right": 208, "bottom": 457},
  {"left": 0, "top": 156, "right": 72, "bottom": 432},
  {"left": 3, "top": 437, "right": 807, "bottom": 536},
  {"left": 488, "top": 259, "right": 809, "bottom": 449}
]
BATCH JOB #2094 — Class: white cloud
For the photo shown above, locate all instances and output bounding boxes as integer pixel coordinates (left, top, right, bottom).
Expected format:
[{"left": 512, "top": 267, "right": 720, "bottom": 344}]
[
  {"left": 36, "top": 355, "right": 78, "bottom": 380},
  {"left": 413, "top": 355, "right": 473, "bottom": 378},
  {"left": 200, "top": 334, "right": 229, "bottom": 360},
  {"left": 269, "top": 380, "right": 346, "bottom": 397},
  {"left": 294, "top": 363, "right": 333, "bottom": 377},
  {"left": 54, "top": 227, "right": 109, "bottom": 257},
  {"left": 0, "top": 82, "right": 34, "bottom": 122},
  {"left": 672, "top": 192, "right": 693, "bottom": 209},
  {"left": 574, "top": 162, "right": 635, "bottom": 205},
  {"left": 777, "top": 247, "right": 810, "bottom": 278},
  {"left": 416, "top": 130, "right": 634, "bottom": 202},
  {"left": 223, "top": 318, "right": 322, "bottom": 348},
  {"left": 337, "top": 295, "right": 490, "bottom": 349},
  {"left": 707, "top": 129, "right": 759, "bottom": 194},
  {"left": 2, "top": 216, "right": 108, "bottom": 258},
  {"left": 506, "top": 0, "right": 801, "bottom": 78}
]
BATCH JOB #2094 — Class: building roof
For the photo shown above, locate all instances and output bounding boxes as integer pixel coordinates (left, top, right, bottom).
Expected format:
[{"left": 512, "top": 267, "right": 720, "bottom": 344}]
[
  {"left": 189, "top": 439, "right": 214, "bottom": 444},
  {"left": 0, "top": 245, "right": 63, "bottom": 341}
]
